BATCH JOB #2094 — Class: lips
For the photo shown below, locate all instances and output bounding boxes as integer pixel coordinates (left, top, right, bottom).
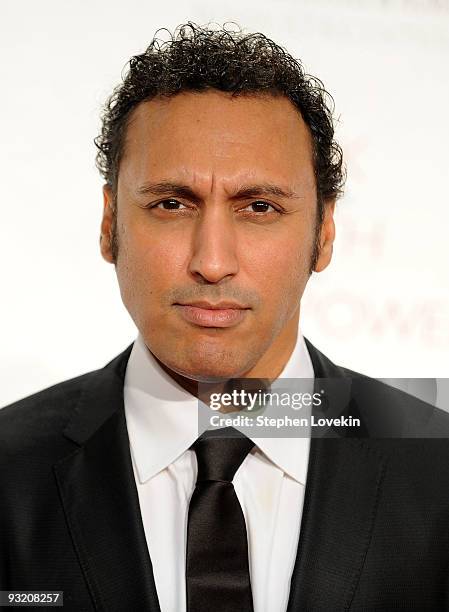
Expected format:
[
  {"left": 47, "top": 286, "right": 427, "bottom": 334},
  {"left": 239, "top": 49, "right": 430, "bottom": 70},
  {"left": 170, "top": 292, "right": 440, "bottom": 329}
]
[{"left": 174, "top": 302, "right": 249, "bottom": 328}]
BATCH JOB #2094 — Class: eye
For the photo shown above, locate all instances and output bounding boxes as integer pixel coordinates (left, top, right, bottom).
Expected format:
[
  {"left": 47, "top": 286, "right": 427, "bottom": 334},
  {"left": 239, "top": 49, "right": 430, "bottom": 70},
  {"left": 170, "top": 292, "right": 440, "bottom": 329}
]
[
  {"left": 153, "top": 199, "right": 187, "bottom": 210},
  {"left": 241, "top": 201, "right": 279, "bottom": 214}
]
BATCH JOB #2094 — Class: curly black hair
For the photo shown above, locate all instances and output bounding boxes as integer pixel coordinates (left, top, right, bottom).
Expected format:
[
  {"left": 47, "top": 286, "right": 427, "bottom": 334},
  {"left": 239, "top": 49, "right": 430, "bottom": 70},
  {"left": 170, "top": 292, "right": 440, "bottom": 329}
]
[{"left": 95, "top": 22, "right": 345, "bottom": 246}]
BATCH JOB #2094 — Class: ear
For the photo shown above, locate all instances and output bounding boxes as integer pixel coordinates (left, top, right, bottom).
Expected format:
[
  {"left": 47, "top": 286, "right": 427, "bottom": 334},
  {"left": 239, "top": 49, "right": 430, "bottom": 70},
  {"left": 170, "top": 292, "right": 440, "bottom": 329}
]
[
  {"left": 314, "top": 199, "right": 336, "bottom": 273},
  {"left": 100, "top": 185, "right": 115, "bottom": 264}
]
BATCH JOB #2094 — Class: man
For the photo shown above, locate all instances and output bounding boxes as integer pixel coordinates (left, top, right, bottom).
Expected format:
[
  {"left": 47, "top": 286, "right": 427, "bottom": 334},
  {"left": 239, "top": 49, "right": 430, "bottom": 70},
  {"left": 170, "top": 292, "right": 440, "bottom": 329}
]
[{"left": 1, "top": 22, "right": 448, "bottom": 612}]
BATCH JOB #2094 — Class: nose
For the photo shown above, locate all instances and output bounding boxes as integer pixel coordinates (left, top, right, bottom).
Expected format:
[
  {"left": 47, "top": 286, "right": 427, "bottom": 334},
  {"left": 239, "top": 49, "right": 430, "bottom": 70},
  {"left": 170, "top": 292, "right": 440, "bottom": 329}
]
[{"left": 188, "top": 206, "right": 239, "bottom": 284}]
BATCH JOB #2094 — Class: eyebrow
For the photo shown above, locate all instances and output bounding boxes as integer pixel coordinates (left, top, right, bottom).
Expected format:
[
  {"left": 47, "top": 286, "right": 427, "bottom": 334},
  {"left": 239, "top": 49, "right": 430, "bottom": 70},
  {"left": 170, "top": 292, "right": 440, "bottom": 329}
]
[{"left": 135, "top": 181, "right": 301, "bottom": 202}]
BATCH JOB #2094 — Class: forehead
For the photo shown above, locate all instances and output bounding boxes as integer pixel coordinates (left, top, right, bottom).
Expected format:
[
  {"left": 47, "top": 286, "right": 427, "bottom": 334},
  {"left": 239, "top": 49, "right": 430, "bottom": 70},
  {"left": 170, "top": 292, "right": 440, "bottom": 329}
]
[{"left": 119, "top": 90, "right": 315, "bottom": 190}]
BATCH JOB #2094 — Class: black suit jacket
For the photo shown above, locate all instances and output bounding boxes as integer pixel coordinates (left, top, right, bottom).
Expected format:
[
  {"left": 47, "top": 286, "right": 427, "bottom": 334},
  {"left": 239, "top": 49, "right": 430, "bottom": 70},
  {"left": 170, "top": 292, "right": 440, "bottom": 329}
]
[{"left": 1, "top": 340, "right": 449, "bottom": 611}]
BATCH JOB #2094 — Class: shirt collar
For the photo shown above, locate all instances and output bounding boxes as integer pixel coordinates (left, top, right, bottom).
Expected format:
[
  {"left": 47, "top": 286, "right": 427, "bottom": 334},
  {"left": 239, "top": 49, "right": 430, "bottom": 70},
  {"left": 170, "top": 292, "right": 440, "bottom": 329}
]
[
  {"left": 254, "top": 331, "right": 314, "bottom": 485},
  {"left": 124, "top": 329, "right": 314, "bottom": 486}
]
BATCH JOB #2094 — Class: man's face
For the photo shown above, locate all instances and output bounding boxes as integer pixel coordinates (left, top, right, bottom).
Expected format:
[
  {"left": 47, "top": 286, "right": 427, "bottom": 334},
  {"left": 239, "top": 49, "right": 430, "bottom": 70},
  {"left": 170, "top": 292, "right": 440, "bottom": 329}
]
[{"left": 101, "top": 90, "right": 335, "bottom": 381}]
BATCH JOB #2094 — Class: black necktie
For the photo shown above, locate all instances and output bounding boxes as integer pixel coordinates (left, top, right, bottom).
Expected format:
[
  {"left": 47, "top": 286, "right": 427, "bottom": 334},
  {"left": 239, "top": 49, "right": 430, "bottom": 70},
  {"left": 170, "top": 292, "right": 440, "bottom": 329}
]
[{"left": 186, "top": 429, "right": 255, "bottom": 612}]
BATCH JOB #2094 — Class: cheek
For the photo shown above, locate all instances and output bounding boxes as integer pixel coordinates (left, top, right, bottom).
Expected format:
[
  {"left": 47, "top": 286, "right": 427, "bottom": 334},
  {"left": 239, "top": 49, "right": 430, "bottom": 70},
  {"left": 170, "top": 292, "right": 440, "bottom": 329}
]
[
  {"left": 243, "top": 230, "right": 312, "bottom": 306},
  {"left": 115, "top": 219, "right": 188, "bottom": 308}
]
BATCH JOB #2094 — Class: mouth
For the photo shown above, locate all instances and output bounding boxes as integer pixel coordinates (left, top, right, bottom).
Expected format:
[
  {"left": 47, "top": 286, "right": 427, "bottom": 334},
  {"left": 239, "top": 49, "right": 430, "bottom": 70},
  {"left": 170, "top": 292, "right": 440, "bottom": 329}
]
[{"left": 173, "top": 302, "right": 250, "bottom": 328}]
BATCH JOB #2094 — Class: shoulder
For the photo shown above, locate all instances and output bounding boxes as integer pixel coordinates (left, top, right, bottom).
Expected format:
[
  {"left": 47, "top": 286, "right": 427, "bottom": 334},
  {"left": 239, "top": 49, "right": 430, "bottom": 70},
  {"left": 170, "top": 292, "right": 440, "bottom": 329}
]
[
  {"left": 0, "top": 370, "right": 100, "bottom": 454},
  {"left": 350, "top": 373, "right": 449, "bottom": 439},
  {"left": 0, "top": 344, "right": 133, "bottom": 443},
  {"left": 327, "top": 368, "right": 449, "bottom": 497},
  {"left": 305, "top": 338, "right": 449, "bottom": 440}
]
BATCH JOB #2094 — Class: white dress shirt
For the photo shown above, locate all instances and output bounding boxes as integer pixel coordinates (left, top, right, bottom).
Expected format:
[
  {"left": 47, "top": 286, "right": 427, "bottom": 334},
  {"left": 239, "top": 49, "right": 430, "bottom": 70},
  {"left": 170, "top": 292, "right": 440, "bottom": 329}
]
[{"left": 124, "top": 331, "right": 314, "bottom": 612}]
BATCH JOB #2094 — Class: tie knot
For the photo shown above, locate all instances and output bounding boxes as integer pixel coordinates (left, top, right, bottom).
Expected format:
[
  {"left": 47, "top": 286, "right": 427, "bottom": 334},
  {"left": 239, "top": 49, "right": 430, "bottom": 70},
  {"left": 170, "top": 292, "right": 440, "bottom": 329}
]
[{"left": 192, "top": 428, "right": 255, "bottom": 483}]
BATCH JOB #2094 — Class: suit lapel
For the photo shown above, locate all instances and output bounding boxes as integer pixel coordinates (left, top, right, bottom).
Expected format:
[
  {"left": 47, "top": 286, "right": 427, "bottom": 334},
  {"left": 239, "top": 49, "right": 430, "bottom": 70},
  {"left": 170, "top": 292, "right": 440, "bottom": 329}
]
[
  {"left": 54, "top": 345, "right": 161, "bottom": 612},
  {"left": 286, "top": 340, "right": 388, "bottom": 611}
]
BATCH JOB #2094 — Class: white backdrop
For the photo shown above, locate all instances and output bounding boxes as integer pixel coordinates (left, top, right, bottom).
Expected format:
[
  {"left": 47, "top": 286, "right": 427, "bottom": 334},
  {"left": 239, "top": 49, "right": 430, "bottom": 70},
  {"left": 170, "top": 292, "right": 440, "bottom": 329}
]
[{"left": 1, "top": 0, "right": 448, "bottom": 406}]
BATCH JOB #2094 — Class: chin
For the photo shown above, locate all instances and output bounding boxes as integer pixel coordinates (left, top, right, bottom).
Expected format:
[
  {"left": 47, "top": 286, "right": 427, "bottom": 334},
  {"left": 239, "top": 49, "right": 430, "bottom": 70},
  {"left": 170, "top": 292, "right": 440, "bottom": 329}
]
[
  {"left": 167, "top": 349, "right": 253, "bottom": 382},
  {"left": 146, "top": 329, "right": 263, "bottom": 381},
  {"left": 172, "top": 360, "right": 247, "bottom": 383}
]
